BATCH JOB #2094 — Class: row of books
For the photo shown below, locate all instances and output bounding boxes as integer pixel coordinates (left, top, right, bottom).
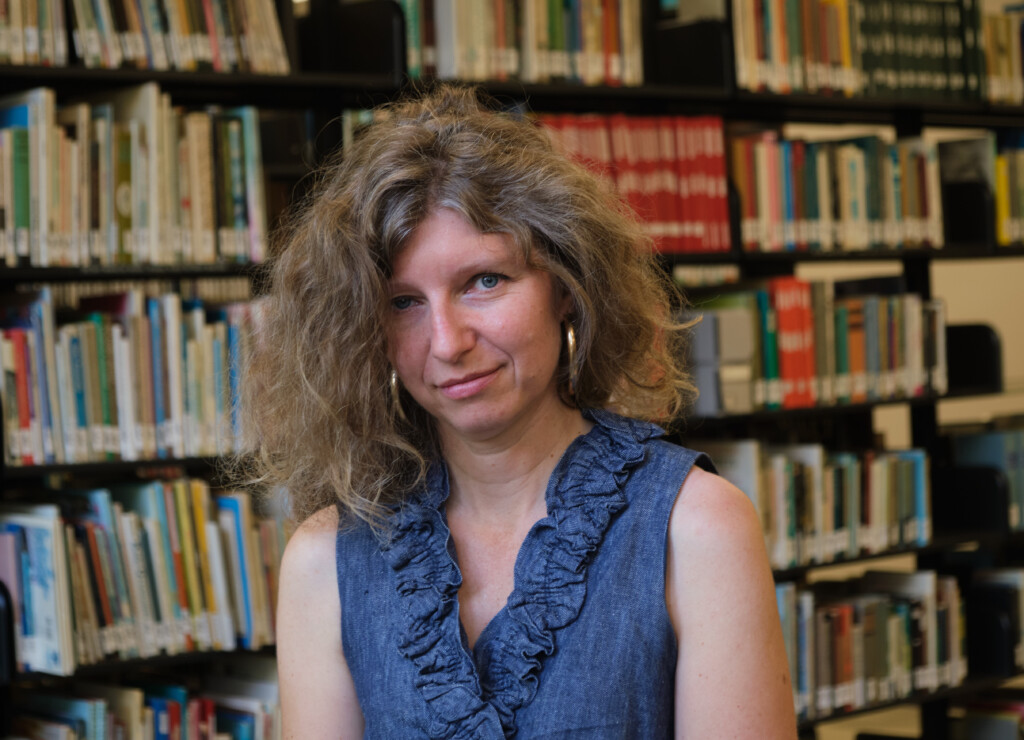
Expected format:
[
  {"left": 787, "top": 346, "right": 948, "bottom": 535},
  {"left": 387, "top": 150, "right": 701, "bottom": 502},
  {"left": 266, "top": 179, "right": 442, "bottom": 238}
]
[
  {"left": 732, "top": 0, "right": 974, "bottom": 101},
  {"left": 65, "top": 0, "right": 289, "bottom": 73},
  {"left": 950, "top": 425, "right": 1024, "bottom": 532},
  {"left": 980, "top": 0, "right": 1024, "bottom": 105},
  {"left": 397, "top": 0, "right": 643, "bottom": 85},
  {"left": 540, "top": 113, "right": 731, "bottom": 253},
  {"left": 0, "top": 84, "right": 269, "bottom": 269},
  {"left": 0, "top": 480, "right": 286, "bottom": 676},
  {"left": 730, "top": 129, "right": 945, "bottom": 253},
  {"left": 0, "top": 0, "right": 70, "bottom": 66},
  {"left": 1, "top": 287, "right": 256, "bottom": 467},
  {"left": 696, "top": 439, "right": 931, "bottom": 570},
  {"left": 686, "top": 278, "right": 947, "bottom": 415},
  {"left": 775, "top": 571, "right": 967, "bottom": 722},
  {"left": 10, "top": 653, "right": 279, "bottom": 739}
]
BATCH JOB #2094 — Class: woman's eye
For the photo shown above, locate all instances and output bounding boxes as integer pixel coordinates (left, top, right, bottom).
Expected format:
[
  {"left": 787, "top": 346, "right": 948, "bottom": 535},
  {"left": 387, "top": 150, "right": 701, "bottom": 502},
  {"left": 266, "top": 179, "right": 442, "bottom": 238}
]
[
  {"left": 477, "top": 274, "right": 503, "bottom": 289},
  {"left": 392, "top": 296, "right": 415, "bottom": 310}
]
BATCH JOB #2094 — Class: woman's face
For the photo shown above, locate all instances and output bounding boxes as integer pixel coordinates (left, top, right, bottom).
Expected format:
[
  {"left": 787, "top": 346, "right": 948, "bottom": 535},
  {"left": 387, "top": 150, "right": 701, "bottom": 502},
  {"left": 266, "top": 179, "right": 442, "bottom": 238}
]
[{"left": 386, "top": 208, "right": 571, "bottom": 447}]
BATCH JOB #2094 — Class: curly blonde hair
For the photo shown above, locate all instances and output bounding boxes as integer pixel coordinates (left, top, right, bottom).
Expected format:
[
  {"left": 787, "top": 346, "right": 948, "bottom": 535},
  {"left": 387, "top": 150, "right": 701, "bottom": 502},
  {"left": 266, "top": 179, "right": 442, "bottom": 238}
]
[{"left": 239, "top": 84, "right": 696, "bottom": 526}]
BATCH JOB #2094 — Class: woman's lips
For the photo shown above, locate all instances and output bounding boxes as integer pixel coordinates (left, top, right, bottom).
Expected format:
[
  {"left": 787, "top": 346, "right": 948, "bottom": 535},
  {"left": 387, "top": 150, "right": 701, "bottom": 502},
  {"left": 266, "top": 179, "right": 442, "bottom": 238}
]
[{"left": 438, "top": 368, "right": 500, "bottom": 400}]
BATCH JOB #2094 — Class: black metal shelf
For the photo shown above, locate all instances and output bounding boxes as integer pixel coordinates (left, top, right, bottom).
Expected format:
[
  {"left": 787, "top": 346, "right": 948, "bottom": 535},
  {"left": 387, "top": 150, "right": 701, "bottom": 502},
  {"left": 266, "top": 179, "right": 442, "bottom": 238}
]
[
  {"left": 0, "top": 262, "right": 262, "bottom": 285},
  {"left": 8, "top": 64, "right": 1024, "bottom": 121},
  {"left": 3, "top": 456, "right": 223, "bottom": 480},
  {"left": 14, "top": 645, "right": 275, "bottom": 683},
  {"left": 797, "top": 672, "right": 1022, "bottom": 733},
  {"left": 772, "top": 532, "right": 1018, "bottom": 582},
  {"left": 659, "top": 245, "right": 1024, "bottom": 267}
]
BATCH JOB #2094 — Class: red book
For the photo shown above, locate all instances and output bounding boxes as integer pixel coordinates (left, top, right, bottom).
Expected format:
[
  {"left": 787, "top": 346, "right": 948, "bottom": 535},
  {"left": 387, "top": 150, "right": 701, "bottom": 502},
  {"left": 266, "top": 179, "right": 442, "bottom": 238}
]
[
  {"left": 798, "top": 279, "right": 818, "bottom": 405},
  {"left": 656, "top": 116, "right": 682, "bottom": 253},
  {"left": 634, "top": 117, "right": 665, "bottom": 250},
  {"left": 602, "top": 0, "right": 621, "bottom": 85},
  {"left": 706, "top": 116, "right": 732, "bottom": 252},
  {"left": 609, "top": 114, "right": 656, "bottom": 237},
  {"left": 791, "top": 140, "right": 807, "bottom": 251},
  {"left": 83, "top": 522, "right": 115, "bottom": 634},
  {"left": 674, "top": 117, "right": 695, "bottom": 252},
  {"left": 692, "top": 117, "right": 712, "bottom": 251},
  {"left": 769, "top": 277, "right": 816, "bottom": 408},
  {"left": 4, "top": 328, "right": 33, "bottom": 465},
  {"left": 576, "top": 114, "right": 616, "bottom": 186}
]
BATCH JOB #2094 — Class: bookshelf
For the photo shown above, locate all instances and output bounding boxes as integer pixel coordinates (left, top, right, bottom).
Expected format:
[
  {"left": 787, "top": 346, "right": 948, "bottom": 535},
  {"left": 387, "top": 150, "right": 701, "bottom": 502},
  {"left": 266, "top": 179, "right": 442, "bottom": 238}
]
[{"left": 1, "top": 0, "right": 1024, "bottom": 737}]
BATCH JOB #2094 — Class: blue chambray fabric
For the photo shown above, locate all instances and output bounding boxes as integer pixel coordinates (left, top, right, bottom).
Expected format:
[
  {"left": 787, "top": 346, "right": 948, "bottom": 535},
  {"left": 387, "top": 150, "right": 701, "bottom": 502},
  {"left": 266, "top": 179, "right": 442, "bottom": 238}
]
[{"left": 334, "top": 408, "right": 715, "bottom": 739}]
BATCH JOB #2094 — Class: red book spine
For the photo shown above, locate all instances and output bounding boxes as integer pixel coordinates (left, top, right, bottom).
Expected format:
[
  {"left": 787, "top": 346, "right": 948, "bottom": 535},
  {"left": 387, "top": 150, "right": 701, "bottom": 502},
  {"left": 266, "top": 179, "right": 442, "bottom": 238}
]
[
  {"left": 656, "top": 116, "right": 682, "bottom": 253},
  {"left": 5, "top": 328, "right": 32, "bottom": 465},
  {"left": 800, "top": 279, "right": 818, "bottom": 405},
  {"left": 708, "top": 116, "right": 731, "bottom": 252},
  {"left": 674, "top": 116, "right": 695, "bottom": 252},
  {"left": 769, "top": 277, "right": 799, "bottom": 407},
  {"left": 84, "top": 522, "right": 115, "bottom": 632},
  {"left": 689, "top": 117, "right": 707, "bottom": 251}
]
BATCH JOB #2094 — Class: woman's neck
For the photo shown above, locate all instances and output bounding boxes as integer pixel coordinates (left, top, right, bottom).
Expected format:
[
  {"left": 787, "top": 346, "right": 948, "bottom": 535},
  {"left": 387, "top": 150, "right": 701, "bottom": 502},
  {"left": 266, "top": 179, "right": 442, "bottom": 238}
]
[{"left": 441, "top": 404, "right": 592, "bottom": 527}]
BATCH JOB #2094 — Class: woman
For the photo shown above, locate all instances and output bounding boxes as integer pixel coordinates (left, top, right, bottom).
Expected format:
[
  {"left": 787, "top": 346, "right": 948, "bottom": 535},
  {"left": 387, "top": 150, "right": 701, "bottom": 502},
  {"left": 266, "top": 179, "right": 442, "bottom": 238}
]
[{"left": 246, "top": 85, "right": 797, "bottom": 738}]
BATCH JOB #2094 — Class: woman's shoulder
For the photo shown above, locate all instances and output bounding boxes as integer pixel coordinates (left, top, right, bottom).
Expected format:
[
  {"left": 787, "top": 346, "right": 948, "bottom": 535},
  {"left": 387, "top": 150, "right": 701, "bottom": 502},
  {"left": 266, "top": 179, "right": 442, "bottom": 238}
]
[
  {"left": 281, "top": 506, "right": 341, "bottom": 577},
  {"left": 669, "top": 467, "right": 763, "bottom": 559}
]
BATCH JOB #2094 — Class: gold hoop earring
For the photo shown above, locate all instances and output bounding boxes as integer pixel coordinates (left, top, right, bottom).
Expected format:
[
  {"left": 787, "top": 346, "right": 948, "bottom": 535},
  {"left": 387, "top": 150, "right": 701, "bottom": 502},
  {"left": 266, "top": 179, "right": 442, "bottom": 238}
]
[
  {"left": 390, "top": 369, "right": 408, "bottom": 423},
  {"left": 564, "top": 323, "right": 579, "bottom": 400}
]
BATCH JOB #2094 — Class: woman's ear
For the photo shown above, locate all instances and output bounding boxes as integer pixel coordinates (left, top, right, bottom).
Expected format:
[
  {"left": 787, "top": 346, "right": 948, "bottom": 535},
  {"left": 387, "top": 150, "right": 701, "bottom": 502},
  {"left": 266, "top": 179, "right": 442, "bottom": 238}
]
[{"left": 556, "top": 283, "right": 575, "bottom": 322}]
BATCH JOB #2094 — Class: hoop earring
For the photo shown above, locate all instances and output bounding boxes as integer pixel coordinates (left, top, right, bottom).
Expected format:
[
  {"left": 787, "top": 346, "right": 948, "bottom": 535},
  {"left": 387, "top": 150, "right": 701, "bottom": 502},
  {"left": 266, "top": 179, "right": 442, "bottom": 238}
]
[
  {"left": 390, "top": 369, "right": 408, "bottom": 423},
  {"left": 564, "top": 323, "right": 579, "bottom": 400}
]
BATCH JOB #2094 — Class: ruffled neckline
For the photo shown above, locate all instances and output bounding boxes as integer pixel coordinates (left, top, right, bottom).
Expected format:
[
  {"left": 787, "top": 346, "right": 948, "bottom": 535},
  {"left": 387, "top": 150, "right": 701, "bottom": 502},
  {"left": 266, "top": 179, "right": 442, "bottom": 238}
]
[{"left": 378, "top": 409, "right": 662, "bottom": 738}]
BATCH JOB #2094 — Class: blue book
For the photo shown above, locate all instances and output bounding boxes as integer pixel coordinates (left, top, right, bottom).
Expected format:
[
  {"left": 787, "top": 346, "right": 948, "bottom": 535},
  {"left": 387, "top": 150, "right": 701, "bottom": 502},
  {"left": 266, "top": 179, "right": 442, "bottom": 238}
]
[
  {"left": 804, "top": 142, "right": 821, "bottom": 250},
  {"left": 895, "top": 449, "right": 931, "bottom": 546},
  {"left": 59, "top": 487, "right": 137, "bottom": 656},
  {"left": 146, "top": 696, "right": 171, "bottom": 740},
  {"left": 2, "top": 523, "right": 31, "bottom": 638},
  {"left": 22, "top": 693, "right": 106, "bottom": 740},
  {"left": 68, "top": 331, "right": 88, "bottom": 454},
  {"left": 227, "top": 317, "right": 241, "bottom": 444},
  {"left": 215, "top": 707, "right": 256, "bottom": 740},
  {"left": 146, "top": 297, "right": 168, "bottom": 459},
  {"left": 780, "top": 140, "right": 796, "bottom": 250},
  {"left": 215, "top": 495, "right": 253, "bottom": 648},
  {"left": 110, "top": 482, "right": 185, "bottom": 636}
]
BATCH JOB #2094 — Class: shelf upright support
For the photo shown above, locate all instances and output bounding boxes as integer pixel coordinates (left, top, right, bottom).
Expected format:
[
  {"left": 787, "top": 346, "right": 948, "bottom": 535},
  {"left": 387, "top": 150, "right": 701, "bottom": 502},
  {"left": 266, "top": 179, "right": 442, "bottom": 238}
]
[
  {"left": 920, "top": 696, "right": 952, "bottom": 740},
  {"left": 903, "top": 255, "right": 941, "bottom": 453}
]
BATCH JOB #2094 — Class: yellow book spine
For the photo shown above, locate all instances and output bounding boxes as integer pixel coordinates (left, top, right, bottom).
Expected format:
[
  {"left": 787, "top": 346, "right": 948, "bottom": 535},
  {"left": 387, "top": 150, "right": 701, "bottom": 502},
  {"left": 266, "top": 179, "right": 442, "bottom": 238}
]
[
  {"left": 190, "top": 479, "right": 219, "bottom": 639},
  {"left": 996, "top": 154, "right": 1011, "bottom": 246}
]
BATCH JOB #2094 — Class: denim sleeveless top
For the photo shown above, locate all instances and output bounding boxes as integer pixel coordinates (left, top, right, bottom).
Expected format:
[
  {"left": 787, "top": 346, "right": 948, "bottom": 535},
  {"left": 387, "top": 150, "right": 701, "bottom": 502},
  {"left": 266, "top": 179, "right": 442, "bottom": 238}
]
[{"left": 335, "top": 408, "right": 715, "bottom": 739}]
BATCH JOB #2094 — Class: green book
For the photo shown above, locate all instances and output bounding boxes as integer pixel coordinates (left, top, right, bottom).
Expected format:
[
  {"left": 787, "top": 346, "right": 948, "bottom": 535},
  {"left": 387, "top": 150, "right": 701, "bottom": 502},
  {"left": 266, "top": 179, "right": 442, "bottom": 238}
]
[
  {"left": 86, "top": 311, "right": 114, "bottom": 460},
  {"left": 9, "top": 126, "right": 29, "bottom": 265},
  {"left": 756, "top": 288, "right": 782, "bottom": 409},
  {"left": 834, "top": 301, "right": 852, "bottom": 403}
]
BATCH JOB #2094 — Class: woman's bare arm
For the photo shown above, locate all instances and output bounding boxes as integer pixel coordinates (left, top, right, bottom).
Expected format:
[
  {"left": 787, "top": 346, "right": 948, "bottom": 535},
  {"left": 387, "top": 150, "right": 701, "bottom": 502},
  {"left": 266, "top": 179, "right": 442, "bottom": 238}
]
[
  {"left": 277, "top": 505, "right": 365, "bottom": 739},
  {"left": 667, "top": 466, "right": 798, "bottom": 739}
]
